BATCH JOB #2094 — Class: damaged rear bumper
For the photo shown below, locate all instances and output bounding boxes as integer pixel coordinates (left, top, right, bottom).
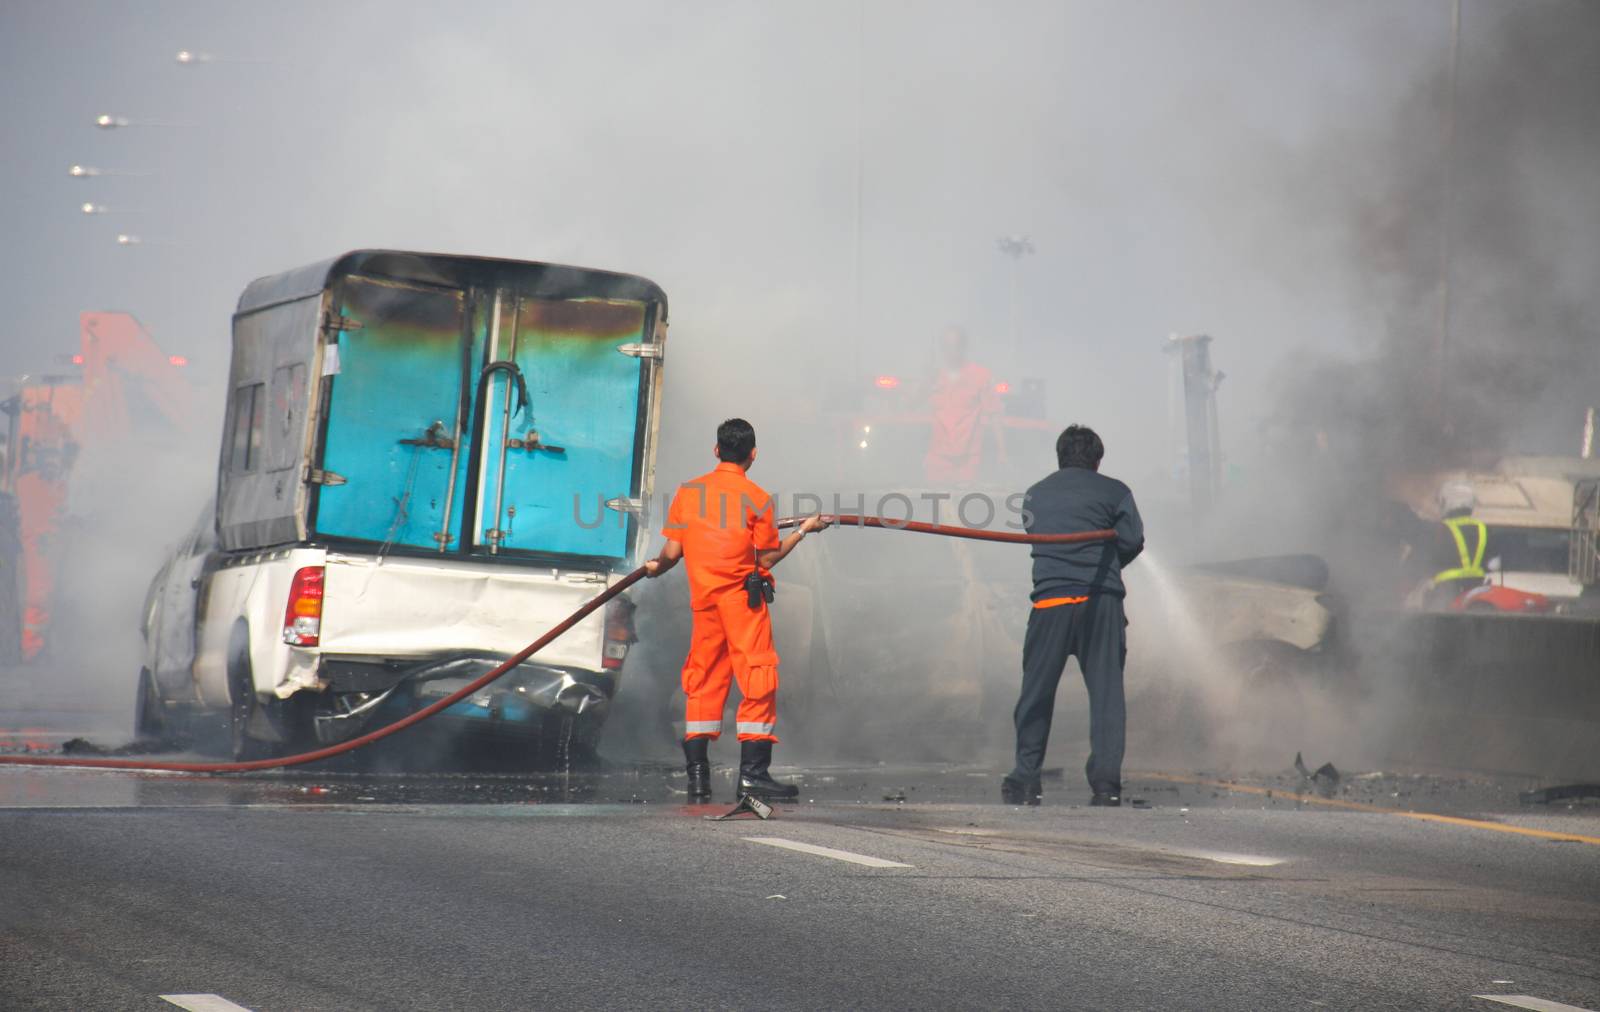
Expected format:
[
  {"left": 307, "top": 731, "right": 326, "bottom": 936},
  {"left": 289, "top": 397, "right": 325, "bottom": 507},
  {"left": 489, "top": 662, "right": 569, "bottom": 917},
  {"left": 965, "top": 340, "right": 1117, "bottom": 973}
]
[{"left": 312, "top": 654, "right": 616, "bottom": 745}]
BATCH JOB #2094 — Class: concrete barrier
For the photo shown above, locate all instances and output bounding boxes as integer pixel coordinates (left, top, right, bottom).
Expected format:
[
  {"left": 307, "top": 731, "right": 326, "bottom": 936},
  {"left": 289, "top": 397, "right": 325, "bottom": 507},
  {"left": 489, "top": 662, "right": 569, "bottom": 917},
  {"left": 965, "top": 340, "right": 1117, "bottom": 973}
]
[{"left": 1377, "top": 612, "right": 1600, "bottom": 781}]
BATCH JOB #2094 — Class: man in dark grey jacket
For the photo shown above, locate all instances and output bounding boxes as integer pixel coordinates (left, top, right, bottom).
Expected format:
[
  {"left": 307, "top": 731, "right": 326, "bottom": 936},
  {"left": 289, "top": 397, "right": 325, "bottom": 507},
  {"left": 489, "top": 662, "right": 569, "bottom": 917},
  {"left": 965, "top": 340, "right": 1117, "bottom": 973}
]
[{"left": 1003, "top": 425, "right": 1145, "bottom": 807}]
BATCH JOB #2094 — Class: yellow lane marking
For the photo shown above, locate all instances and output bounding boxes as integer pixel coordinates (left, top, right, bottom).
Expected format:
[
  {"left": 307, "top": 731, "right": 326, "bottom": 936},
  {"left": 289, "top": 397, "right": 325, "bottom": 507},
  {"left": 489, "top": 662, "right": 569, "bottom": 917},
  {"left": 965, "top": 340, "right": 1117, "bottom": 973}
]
[{"left": 1139, "top": 772, "right": 1600, "bottom": 847}]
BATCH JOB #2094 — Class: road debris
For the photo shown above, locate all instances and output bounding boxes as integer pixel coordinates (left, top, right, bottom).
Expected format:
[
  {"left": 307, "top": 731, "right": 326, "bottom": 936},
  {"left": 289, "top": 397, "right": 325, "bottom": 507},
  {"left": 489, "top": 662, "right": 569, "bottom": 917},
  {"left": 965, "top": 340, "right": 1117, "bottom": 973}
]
[
  {"left": 1293, "top": 752, "right": 1342, "bottom": 796},
  {"left": 1518, "top": 784, "right": 1600, "bottom": 806},
  {"left": 706, "top": 794, "right": 774, "bottom": 821},
  {"left": 58, "top": 737, "right": 173, "bottom": 757}
]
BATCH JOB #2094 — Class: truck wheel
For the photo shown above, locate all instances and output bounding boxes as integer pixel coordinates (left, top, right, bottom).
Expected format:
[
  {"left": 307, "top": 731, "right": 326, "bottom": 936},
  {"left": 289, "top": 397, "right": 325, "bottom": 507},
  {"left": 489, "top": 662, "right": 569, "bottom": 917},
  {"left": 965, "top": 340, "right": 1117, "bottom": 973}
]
[
  {"left": 134, "top": 667, "right": 168, "bottom": 743},
  {"left": 227, "top": 628, "right": 271, "bottom": 761}
]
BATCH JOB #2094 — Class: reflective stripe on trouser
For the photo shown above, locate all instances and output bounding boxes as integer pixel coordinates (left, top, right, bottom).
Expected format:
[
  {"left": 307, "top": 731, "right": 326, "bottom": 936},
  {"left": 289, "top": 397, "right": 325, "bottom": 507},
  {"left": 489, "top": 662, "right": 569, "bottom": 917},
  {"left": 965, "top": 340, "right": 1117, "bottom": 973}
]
[{"left": 681, "top": 589, "right": 780, "bottom": 742}]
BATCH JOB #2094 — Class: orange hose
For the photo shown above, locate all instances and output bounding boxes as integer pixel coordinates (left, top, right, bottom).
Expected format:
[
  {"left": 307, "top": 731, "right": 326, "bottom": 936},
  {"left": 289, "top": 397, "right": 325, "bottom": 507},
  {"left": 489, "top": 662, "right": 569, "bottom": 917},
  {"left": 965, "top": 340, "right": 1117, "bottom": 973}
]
[{"left": 779, "top": 513, "right": 1117, "bottom": 546}]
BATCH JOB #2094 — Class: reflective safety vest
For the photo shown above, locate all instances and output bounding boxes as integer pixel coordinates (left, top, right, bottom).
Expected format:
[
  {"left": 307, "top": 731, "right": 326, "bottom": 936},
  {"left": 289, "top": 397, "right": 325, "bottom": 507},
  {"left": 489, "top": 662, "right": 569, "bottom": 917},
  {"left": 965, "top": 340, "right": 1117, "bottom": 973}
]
[{"left": 1433, "top": 515, "right": 1488, "bottom": 584}]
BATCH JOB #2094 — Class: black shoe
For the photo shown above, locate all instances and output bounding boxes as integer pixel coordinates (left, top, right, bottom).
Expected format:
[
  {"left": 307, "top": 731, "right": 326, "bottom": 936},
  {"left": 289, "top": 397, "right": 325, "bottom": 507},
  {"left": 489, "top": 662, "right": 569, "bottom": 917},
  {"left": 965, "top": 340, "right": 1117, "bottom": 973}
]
[
  {"left": 683, "top": 738, "right": 711, "bottom": 801},
  {"left": 737, "top": 740, "right": 799, "bottom": 800},
  {"left": 1001, "top": 775, "right": 1041, "bottom": 806},
  {"left": 1090, "top": 792, "right": 1121, "bottom": 807}
]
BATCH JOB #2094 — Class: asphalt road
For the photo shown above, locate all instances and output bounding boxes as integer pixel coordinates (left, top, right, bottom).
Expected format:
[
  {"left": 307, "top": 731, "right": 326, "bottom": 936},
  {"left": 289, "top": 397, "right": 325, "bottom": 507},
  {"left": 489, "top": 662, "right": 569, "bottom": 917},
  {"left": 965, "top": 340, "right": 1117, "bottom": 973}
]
[{"left": 2, "top": 760, "right": 1597, "bottom": 1011}]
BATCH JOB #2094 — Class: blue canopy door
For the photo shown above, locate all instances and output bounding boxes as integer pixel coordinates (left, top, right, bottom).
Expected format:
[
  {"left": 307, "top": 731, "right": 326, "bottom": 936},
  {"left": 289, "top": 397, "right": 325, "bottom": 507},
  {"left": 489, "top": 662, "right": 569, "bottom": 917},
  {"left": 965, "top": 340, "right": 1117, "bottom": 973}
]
[
  {"left": 473, "top": 296, "right": 649, "bottom": 562},
  {"left": 313, "top": 276, "right": 475, "bottom": 550}
]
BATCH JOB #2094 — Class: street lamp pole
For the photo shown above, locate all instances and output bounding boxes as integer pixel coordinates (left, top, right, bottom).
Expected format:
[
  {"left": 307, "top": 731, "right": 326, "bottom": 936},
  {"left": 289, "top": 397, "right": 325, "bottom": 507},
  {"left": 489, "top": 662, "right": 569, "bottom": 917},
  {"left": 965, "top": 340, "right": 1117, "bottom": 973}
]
[
  {"left": 95, "top": 114, "right": 194, "bottom": 129},
  {"left": 850, "top": 1, "right": 865, "bottom": 383},
  {"left": 996, "top": 234, "right": 1034, "bottom": 364},
  {"left": 114, "top": 234, "right": 184, "bottom": 247},
  {"left": 175, "top": 49, "right": 279, "bottom": 66},
  {"left": 1432, "top": 0, "right": 1461, "bottom": 429},
  {"left": 69, "top": 164, "right": 147, "bottom": 178}
]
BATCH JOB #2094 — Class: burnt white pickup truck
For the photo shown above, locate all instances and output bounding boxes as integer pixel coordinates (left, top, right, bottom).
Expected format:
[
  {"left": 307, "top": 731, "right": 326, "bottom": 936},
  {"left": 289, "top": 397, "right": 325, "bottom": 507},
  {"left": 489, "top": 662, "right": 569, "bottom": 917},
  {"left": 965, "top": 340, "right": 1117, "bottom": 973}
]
[{"left": 138, "top": 251, "right": 667, "bottom": 760}]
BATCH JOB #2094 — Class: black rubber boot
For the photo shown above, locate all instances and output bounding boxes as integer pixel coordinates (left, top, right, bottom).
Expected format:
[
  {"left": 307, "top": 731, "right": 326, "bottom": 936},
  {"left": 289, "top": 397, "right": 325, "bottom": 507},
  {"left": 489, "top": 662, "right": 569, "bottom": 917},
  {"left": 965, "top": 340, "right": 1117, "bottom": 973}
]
[
  {"left": 737, "top": 740, "right": 799, "bottom": 800},
  {"left": 1001, "top": 775, "right": 1042, "bottom": 806},
  {"left": 684, "top": 737, "right": 712, "bottom": 800}
]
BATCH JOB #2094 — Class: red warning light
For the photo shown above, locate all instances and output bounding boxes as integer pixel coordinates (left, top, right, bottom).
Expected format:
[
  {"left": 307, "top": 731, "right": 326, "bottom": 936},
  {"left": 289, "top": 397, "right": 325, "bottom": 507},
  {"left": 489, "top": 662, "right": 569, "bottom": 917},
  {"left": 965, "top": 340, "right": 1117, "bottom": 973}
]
[
  {"left": 873, "top": 375, "right": 900, "bottom": 389},
  {"left": 168, "top": 355, "right": 188, "bottom": 367},
  {"left": 71, "top": 354, "right": 85, "bottom": 365},
  {"left": 994, "top": 382, "right": 1011, "bottom": 395}
]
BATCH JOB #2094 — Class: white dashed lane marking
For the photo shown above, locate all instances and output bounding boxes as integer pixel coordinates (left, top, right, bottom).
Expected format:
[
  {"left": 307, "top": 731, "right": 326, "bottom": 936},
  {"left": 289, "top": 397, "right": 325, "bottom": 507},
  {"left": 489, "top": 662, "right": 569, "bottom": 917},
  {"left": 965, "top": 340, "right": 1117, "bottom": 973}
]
[
  {"left": 744, "top": 837, "right": 913, "bottom": 868},
  {"left": 1474, "top": 996, "right": 1598, "bottom": 1011},
  {"left": 1178, "top": 849, "right": 1286, "bottom": 867},
  {"left": 159, "top": 995, "right": 254, "bottom": 1012}
]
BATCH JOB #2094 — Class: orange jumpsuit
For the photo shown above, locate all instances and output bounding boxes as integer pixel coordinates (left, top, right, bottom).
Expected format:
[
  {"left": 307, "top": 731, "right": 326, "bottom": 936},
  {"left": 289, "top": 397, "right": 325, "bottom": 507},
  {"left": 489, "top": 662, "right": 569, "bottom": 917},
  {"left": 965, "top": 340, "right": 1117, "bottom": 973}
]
[
  {"left": 662, "top": 462, "right": 783, "bottom": 742},
  {"left": 924, "top": 361, "right": 999, "bottom": 484}
]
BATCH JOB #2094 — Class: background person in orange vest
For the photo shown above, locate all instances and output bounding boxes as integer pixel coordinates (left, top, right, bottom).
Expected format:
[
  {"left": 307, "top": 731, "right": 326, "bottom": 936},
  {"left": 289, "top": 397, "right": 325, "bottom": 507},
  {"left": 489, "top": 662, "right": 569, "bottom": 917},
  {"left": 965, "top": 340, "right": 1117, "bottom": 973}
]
[
  {"left": 645, "top": 418, "right": 829, "bottom": 801},
  {"left": 924, "top": 326, "right": 1004, "bottom": 484}
]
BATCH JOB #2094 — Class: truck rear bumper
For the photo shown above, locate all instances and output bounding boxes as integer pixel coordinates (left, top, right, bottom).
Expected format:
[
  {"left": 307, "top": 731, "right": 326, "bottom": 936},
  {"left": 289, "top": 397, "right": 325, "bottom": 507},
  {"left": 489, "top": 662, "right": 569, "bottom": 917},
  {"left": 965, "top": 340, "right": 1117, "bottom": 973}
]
[{"left": 312, "top": 654, "right": 617, "bottom": 745}]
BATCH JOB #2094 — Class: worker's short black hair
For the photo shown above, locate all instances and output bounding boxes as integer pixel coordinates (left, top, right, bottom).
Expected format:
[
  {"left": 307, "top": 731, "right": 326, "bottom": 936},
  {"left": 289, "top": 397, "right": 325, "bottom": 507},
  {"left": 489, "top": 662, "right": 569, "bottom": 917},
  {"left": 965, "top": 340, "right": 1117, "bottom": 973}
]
[
  {"left": 717, "top": 418, "right": 757, "bottom": 464},
  {"left": 1056, "top": 425, "right": 1104, "bottom": 470}
]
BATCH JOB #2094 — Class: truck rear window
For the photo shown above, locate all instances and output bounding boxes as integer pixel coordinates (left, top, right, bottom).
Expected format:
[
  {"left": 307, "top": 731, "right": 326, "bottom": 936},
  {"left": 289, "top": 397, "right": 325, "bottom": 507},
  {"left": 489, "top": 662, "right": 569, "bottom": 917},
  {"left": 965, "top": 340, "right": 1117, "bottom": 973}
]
[{"left": 229, "top": 382, "right": 265, "bottom": 472}]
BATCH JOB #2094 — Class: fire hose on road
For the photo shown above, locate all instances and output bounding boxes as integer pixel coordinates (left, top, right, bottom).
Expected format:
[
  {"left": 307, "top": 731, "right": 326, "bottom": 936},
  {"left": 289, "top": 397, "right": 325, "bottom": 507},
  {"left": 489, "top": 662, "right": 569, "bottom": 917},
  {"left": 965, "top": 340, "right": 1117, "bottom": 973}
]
[{"left": 0, "top": 515, "right": 1115, "bottom": 774}]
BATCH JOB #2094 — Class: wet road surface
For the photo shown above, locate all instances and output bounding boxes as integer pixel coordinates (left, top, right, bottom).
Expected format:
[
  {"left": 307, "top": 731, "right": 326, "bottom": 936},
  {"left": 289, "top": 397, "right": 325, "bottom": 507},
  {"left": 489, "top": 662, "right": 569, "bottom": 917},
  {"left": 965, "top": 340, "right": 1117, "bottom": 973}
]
[{"left": 2, "top": 749, "right": 1598, "bottom": 1011}]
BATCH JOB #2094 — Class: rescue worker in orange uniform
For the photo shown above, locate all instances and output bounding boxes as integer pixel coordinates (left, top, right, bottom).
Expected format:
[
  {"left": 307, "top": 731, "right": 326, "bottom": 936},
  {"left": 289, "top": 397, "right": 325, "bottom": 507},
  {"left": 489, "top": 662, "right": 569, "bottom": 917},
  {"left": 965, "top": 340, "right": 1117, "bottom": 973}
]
[
  {"left": 924, "top": 327, "right": 1004, "bottom": 484},
  {"left": 645, "top": 418, "right": 829, "bottom": 801}
]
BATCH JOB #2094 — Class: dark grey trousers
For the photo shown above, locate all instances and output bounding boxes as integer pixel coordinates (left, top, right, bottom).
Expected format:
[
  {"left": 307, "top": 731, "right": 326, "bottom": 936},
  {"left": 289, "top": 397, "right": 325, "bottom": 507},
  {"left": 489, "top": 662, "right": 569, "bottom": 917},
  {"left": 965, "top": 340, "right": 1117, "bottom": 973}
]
[{"left": 1010, "top": 594, "right": 1127, "bottom": 794}]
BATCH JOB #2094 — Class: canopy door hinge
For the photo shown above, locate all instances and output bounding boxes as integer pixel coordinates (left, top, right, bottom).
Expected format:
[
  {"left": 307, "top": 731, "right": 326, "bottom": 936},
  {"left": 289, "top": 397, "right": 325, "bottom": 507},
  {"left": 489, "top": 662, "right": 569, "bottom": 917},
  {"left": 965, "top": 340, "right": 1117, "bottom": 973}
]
[{"left": 321, "top": 312, "right": 363, "bottom": 343}]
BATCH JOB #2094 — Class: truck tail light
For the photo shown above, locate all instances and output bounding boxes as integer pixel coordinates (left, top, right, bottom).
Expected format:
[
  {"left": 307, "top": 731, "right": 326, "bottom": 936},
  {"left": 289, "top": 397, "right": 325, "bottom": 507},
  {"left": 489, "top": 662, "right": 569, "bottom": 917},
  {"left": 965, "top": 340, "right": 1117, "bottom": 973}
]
[
  {"left": 282, "top": 566, "right": 324, "bottom": 646},
  {"left": 602, "top": 595, "right": 637, "bottom": 671}
]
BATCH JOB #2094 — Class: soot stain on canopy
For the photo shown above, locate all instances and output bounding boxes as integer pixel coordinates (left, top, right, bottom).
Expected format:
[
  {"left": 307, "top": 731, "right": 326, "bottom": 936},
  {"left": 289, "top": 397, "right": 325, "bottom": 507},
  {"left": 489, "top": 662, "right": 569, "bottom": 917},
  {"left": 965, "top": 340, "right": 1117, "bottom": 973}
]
[
  {"left": 516, "top": 298, "right": 647, "bottom": 345},
  {"left": 342, "top": 276, "right": 466, "bottom": 347}
]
